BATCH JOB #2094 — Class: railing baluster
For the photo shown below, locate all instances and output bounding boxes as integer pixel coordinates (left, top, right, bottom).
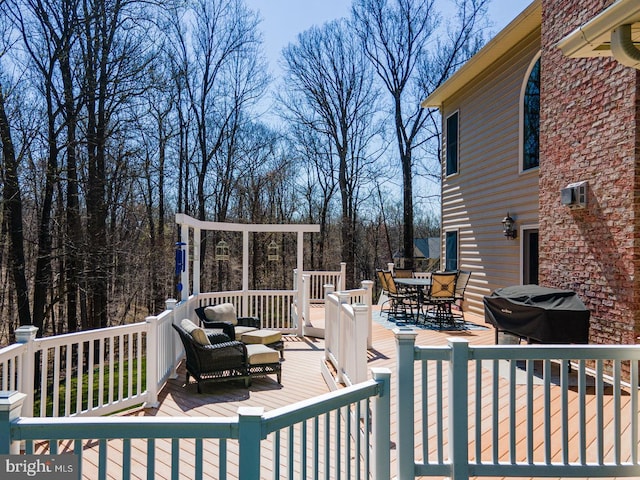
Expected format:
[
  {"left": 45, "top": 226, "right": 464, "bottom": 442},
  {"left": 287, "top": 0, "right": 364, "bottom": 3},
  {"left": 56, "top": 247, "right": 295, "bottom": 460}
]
[
  {"left": 324, "top": 412, "right": 330, "bottom": 480},
  {"left": 99, "top": 438, "right": 107, "bottom": 480},
  {"left": 526, "top": 358, "right": 534, "bottom": 464},
  {"left": 302, "top": 420, "right": 308, "bottom": 479},
  {"left": 422, "top": 360, "right": 428, "bottom": 462},
  {"left": 123, "top": 438, "right": 131, "bottom": 479},
  {"left": 128, "top": 333, "right": 133, "bottom": 400},
  {"left": 578, "top": 359, "right": 586, "bottom": 465},
  {"left": 40, "top": 348, "right": 48, "bottom": 417},
  {"left": 614, "top": 359, "right": 621, "bottom": 465},
  {"left": 544, "top": 359, "right": 551, "bottom": 464},
  {"left": 146, "top": 438, "right": 155, "bottom": 480},
  {"left": 509, "top": 358, "right": 516, "bottom": 464},
  {"left": 288, "top": 424, "right": 295, "bottom": 479},
  {"left": 65, "top": 345, "right": 71, "bottom": 417},
  {"left": 313, "top": 416, "right": 319, "bottom": 480},
  {"left": 436, "top": 359, "right": 443, "bottom": 464},
  {"left": 219, "top": 438, "right": 227, "bottom": 480},
  {"left": 561, "top": 358, "right": 569, "bottom": 464},
  {"left": 77, "top": 341, "right": 84, "bottom": 414},
  {"left": 475, "top": 360, "right": 482, "bottom": 463},
  {"left": 632, "top": 359, "right": 638, "bottom": 465},
  {"left": 596, "top": 359, "right": 604, "bottom": 464},
  {"left": 492, "top": 358, "right": 499, "bottom": 464},
  {"left": 53, "top": 345, "right": 60, "bottom": 417},
  {"left": 195, "top": 438, "right": 203, "bottom": 480}
]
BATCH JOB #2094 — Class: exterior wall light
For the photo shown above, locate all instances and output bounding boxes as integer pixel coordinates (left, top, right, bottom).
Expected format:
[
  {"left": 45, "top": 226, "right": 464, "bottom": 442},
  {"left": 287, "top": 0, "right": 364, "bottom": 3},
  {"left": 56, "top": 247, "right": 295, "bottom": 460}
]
[{"left": 502, "top": 213, "right": 517, "bottom": 239}]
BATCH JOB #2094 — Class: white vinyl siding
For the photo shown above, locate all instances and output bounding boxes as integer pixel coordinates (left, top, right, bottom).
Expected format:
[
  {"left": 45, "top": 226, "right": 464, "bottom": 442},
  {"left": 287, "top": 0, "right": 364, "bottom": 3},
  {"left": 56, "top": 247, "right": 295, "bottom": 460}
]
[{"left": 440, "top": 27, "right": 541, "bottom": 316}]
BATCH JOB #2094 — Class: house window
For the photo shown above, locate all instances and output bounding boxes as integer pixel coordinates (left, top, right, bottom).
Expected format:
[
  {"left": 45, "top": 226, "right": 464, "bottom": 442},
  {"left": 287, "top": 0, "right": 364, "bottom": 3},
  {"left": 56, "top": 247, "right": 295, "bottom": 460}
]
[
  {"left": 445, "top": 111, "right": 459, "bottom": 176},
  {"left": 445, "top": 230, "right": 458, "bottom": 271},
  {"left": 522, "top": 57, "right": 540, "bottom": 171}
]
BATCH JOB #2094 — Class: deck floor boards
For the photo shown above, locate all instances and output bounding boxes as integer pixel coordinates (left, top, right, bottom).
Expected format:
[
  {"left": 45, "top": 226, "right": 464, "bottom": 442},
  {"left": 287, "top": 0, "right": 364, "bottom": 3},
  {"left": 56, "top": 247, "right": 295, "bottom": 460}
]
[{"left": 37, "top": 308, "right": 638, "bottom": 479}]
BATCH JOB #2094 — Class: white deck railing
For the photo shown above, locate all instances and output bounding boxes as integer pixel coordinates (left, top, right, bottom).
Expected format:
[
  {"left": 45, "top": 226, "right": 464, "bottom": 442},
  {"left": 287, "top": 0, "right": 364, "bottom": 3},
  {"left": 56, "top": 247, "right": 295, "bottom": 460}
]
[
  {"left": 0, "top": 369, "right": 391, "bottom": 480},
  {"left": 395, "top": 329, "right": 640, "bottom": 480},
  {"left": 294, "top": 263, "right": 346, "bottom": 304},
  {"left": 322, "top": 281, "right": 374, "bottom": 390},
  {"left": 196, "top": 290, "right": 298, "bottom": 333}
]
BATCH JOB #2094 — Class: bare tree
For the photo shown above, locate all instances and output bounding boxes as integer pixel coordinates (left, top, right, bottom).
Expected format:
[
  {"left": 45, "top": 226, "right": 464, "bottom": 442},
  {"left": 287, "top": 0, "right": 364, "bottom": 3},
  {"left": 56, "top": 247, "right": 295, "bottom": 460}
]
[
  {"left": 79, "top": 0, "right": 154, "bottom": 329},
  {"left": 0, "top": 80, "right": 31, "bottom": 328},
  {"left": 352, "top": 0, "right": 489, "bottom": 269},
  {"left": 280, "top": 19, "right": 380, "bottom": 287},
  {"left": 290, "top": 122, "right": 337, "bottom": 269}
]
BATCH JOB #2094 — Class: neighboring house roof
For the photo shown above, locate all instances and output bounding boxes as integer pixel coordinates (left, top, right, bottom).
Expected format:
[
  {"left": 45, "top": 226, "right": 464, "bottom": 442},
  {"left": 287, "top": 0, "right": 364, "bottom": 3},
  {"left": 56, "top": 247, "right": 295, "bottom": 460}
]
[
  {"left": 556, "top": 0, "right": 640, "bottom": 63},
  {"left": 421, "top": 0, "right": 541, "bottom": 108},
  {"left": 414, "top": 238, "right": 440, "bottom": 259}
]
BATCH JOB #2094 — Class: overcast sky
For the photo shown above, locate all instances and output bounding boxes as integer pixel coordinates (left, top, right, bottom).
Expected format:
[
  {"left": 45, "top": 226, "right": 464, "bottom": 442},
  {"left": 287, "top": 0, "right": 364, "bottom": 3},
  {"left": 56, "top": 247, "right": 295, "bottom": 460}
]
[{"left": 244, "top": 0, "right": 533, "bottom": 76}]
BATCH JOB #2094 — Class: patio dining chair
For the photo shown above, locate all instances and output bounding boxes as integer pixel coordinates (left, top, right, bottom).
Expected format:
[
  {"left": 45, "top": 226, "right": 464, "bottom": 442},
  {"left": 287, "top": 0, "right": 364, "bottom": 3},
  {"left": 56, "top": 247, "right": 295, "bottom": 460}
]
[
  {"left": 383, "top": 270, "right": 419, "bottom": 322},
  {"left": 452, "top": 270, "right": 471, "bottom": 320},
  {"left": 423, "top": 271, "right": 458, "bottom": 326},
  {"left": 376, "top": 269, "right": 391, "bottom": 316},
  {"left": 393, "top": 268, "right": 414, "bottom": 278}
]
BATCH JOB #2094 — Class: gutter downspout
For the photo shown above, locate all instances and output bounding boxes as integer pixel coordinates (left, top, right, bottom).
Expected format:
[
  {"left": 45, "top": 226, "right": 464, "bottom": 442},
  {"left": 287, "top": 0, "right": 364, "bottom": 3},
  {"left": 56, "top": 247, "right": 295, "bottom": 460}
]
[{"left": 611, "top": 24, "right": 640, "bottom": 69}]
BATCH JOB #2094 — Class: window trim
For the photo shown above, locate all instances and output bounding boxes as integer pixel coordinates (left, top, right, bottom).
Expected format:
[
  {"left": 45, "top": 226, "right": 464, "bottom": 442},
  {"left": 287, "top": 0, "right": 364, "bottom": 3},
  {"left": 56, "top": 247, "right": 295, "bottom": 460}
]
[
  {"left": 444, "top": 229, "right": 459, "bottom": 272},
  {"left": 519, "top": 52, "right": 541, "bottom": 174},
  {"left": 445, "top": 110, "right": 460, "bottom": 177}
]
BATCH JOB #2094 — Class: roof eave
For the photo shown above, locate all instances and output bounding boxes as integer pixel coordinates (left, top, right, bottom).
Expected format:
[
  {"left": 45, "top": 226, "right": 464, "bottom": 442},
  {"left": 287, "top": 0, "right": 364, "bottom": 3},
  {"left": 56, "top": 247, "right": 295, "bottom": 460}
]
[
  {"left": 556, "top": 0, "right": 640, "bottom": 58},
  {"left": 421, "top": 0, "right": 541, "bottom": 109}
]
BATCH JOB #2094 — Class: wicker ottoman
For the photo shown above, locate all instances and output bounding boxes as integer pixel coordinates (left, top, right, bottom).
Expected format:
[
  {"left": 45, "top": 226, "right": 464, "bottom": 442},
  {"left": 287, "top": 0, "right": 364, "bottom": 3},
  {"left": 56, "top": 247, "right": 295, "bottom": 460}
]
[
  {"left": 245, "top": 344, "right": 281, "bottom": 384},
  {"left": 241, "top": 329, "right": 284, "bottom": 359}
]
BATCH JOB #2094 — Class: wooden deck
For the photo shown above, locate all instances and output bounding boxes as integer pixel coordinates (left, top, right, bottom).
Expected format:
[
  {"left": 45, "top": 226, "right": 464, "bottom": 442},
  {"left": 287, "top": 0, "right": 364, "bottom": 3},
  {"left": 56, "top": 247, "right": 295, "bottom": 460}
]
[
  {"left": 118, "top": 309, "right": 501, "bottom": 479},
  {"left": 71, "top": 307, "right": 634, "bottom": 479}
]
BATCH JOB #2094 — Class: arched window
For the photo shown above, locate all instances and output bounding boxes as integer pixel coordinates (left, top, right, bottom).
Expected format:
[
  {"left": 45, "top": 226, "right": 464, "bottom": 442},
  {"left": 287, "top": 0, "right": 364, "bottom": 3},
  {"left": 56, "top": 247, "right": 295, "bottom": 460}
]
[{"left": 522, "top": 56, "right": 540, "bottom": 171}]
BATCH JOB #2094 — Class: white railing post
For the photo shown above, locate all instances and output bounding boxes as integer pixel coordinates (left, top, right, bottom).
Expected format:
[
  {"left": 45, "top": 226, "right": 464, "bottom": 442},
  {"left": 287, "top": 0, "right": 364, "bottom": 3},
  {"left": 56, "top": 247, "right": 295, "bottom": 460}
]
[
  {"left": 361, "top": 280, "right": 374, "bottom": 349},
  {"left": 238, "top": 406, "right": 264, "bottom": 480},
  {"left": 352, "top": 304, "right": 368, "bottom": 384},
  {"left": 395, "top": 327, "right": 417, "bottom": 480},
  {"left": 0, "top": 391, "right": 26, "bottom": 454},
  {"left": 371, "top": 367, "right": 392, "bottom": 480},
  {"left": 323, "top": 285, "right": 335, "bottom": 363},
  {"left": 303, "top": 273, "right": 312, "bottom": 328},
  {"left": 337, "top": 292, "right": 350, "bottom": 384},
  {"left": 339, "top": 262, "right": 346, "bottom": 290},
  {"left": 144, "top": 315, "right": 159, "bottom": 409},
  {"left": 15, "top": 325, "right": 38, "bottom": 417},
  {"left": 449, "top": 338, "right": 470, "bottom": 480},
  {"left": 387, "top": 262, "right": 395, "bottom": 275},
  {"left": 324, "top": 284, "right": 334, "bottom": 297}
]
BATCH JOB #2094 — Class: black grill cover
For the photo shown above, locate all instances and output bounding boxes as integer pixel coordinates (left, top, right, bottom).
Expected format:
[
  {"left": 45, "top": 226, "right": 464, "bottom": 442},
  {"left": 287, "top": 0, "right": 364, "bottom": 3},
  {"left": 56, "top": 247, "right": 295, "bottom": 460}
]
[{"left": 483, "top": 285, "right": 590, "bottom": 344}]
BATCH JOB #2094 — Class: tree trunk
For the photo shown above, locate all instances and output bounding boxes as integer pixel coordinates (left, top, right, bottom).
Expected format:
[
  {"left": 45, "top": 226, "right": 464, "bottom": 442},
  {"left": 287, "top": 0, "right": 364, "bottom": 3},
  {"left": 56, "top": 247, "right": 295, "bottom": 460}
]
[{"left": 0, "top": 83, "right": 31, "bottom": 327}]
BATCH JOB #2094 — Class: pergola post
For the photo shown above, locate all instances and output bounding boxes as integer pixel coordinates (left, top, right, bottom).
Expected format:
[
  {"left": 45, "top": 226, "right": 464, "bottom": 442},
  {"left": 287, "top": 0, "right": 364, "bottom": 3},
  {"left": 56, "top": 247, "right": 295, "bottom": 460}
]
[{"left": 180, "top": 223, "right": 189, "bottom": 302}]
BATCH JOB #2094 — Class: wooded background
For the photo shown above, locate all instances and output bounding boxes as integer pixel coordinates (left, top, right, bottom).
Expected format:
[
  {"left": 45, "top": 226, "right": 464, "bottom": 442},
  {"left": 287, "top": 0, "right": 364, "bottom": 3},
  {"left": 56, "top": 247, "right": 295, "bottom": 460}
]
[{"left": 0, "top": 0, "right": 489, "bottom": 344}]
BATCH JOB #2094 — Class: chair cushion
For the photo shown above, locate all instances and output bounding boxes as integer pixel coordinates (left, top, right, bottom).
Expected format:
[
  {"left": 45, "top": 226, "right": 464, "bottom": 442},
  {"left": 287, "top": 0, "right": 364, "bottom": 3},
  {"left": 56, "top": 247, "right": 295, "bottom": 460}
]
[
  {"left": 241, "top": 329, "right": 282, "bottom": 345},
  {"left": 234, "top": 325, "right": 258, "bottom": 341},
  {"left": 246, "top": 344, "right": 279, "bottom": 365},
  {"left": 180, "top": 318, "right": 210, "bottom": 346},
  {"left": 204, "top": 303, "right": 237, "bottom": 325}
]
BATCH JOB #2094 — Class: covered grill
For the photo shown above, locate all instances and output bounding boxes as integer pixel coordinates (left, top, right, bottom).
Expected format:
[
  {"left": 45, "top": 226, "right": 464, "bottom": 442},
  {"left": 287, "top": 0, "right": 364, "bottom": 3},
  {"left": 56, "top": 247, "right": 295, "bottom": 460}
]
[{"left": 483, "top": 285, "right": 590, "bottom": 344}]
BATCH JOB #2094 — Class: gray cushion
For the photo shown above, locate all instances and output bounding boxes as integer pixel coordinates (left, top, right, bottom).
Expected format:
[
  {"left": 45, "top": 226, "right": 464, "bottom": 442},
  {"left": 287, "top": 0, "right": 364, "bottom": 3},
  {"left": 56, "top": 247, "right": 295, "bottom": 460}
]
[{"left": 204, "top": 303, "right": 237, "bottom": 325}]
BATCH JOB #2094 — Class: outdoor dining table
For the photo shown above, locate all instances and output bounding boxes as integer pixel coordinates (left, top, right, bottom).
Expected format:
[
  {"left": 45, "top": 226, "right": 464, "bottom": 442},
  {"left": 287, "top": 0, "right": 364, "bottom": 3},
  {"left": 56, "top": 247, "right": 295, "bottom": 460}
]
[{"left": 394, "top": 277, "right": 432, "bottom": 322}]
